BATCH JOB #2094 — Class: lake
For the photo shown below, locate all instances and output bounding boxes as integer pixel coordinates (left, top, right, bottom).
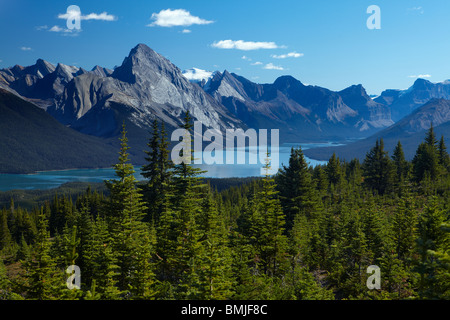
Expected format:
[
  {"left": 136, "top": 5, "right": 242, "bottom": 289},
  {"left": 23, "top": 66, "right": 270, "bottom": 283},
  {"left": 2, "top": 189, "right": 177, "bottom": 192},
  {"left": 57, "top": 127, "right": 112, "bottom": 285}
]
[{"left": 0, "top": 142, "right": 339, "bottom": 191}]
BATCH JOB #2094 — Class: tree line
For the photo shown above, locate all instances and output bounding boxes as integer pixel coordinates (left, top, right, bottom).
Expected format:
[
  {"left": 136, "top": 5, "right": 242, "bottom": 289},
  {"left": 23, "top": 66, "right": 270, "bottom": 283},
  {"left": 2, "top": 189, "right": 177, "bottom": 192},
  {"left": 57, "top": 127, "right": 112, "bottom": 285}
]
[{"left": 0, "top": 113, "right": 449, "bottom": 300}]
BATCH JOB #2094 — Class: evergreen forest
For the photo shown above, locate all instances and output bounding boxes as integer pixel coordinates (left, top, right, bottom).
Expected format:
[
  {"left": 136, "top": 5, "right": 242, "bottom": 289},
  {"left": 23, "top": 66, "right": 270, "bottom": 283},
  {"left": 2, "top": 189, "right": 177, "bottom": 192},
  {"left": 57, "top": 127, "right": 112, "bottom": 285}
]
[{"left": 0, "top": 112, "right": 449, "bottom": 301}]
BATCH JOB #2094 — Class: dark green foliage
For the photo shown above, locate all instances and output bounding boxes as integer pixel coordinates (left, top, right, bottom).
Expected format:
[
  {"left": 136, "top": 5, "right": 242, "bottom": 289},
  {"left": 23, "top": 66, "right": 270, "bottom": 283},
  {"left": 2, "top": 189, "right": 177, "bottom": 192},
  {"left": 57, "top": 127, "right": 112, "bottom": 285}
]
[
  {"left": 141, "top": 119, "right": 173, "bottom": 223},
  {"left": 363, "top": 138, "right": 395, "bottom": 195},
  {"left": 412, "top": 125, "right": 443, "bottom": 182},
  {"left": 0, "top": 121, "right": 449, "bottom": 301},
  {"left": 392, "top": 141, "right": 410, "bottom": 183},
  {"left": 276, "top": 147, "right": 317, "bottom": 229},
  {"left": 414, "top": 197, "right": 447, "bottom": 299},
  {"left": 438, "top": 135, "right": 450, "bottom": 171}
]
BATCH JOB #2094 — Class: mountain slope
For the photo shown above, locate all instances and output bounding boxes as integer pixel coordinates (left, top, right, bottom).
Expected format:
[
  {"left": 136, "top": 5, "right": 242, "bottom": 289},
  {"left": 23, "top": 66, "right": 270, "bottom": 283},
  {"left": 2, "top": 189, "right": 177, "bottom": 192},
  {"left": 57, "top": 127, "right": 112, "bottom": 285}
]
[
  {"left": 0, "top": 88, "right": 120, "bottom": 174},
  {"left": 1, "top": 43, "right": 395, "bottom": 147},
  {"left": 304, "top": 98, "right": 450, "bottom": 161},
  {"left": 204, "top": 72, "right": 393, "bottom": 142},
  {"left": 375, "top": 78, "right": 450, "bottom": 121},
  {"left": 338, "top": 84, "right": 393, "bottom": 130},
  {"left": 47, "top": 44, "right": 243, "bottom": 139}
]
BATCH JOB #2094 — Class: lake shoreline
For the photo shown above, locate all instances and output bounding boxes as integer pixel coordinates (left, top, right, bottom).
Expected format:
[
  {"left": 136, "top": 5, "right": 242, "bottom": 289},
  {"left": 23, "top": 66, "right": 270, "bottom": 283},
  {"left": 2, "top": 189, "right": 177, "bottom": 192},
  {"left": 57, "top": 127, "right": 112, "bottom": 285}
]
[{"left": 0, "top": 142, "right": 336, "bottom": 191}]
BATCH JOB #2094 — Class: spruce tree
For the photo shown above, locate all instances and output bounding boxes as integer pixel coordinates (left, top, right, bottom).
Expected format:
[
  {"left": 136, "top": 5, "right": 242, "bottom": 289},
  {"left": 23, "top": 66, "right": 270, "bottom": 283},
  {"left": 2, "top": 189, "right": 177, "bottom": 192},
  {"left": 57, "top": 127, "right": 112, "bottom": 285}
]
[
  {"left": 249, "top": 155, "right": 289, "bottom": 277},
  {"left": 428, "top": 222, "right": 450, "bottom": 299},
  {"left": 194, "top": 192, "right": 234, "bottom": 299},
  {"left": 23, "top": 208, "right": 62, "bottom": 299},
  {"left": 414, "top": 197, "right": 446, "bottom": 299},
  {"left": 424, "top": 122, "right": 438, "bottom": 150},
  {"left": 412, "top": 143, "right": 440, "bottom": 182},
  {"left": 413, "top": 125, "right": 441, "bottom": 182},
  {"left": 326, "top": 153, "right": 343, "bottom": 187},
  {"left": 276, "top": 147, "right": 317, "bottom": 229},
  {"left": 392, "top": 141, "right": 409, "bottom": 184},
  {"left": 0, "top": 208, "right": 13, "bottom": 252},
  {"left": 141, "top": 119, "right": 173, "bottom": 223},
  {"left": 438, "top": 135, "right": 450, "bottom": 171},
  {"left": 104, "top": 123, "right": 153, "bottom": 296},
  {"left": 363, "top": 138, "right": 394, "bottom": 195},
  {"left": 83, "top": 216, "right": 121, "bottom": 299},
  {"left": 392, "top": 193, "right": 417, "bottom": 262}
]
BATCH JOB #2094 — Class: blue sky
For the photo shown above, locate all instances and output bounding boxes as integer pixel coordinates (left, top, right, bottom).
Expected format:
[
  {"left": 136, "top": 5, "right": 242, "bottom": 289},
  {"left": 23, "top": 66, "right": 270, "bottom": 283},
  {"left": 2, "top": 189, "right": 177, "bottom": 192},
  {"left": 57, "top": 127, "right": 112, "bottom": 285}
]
[{"left": 1, "top": 0, "right": 449, "bottom": 95}]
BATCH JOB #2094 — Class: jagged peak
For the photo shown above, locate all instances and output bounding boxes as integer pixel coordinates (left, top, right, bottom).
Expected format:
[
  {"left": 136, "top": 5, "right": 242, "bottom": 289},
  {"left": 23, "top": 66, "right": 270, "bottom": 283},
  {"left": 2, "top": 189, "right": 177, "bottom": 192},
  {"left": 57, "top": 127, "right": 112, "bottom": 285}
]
[
  {"left": 112, "top": 43, "right": 180, "bottom": 84},
  {"left": 340, "top": 84, "right": 369, "bottom": 97},
  {"left": 90, "top": 65, "right": 113, "bottom": 77}
]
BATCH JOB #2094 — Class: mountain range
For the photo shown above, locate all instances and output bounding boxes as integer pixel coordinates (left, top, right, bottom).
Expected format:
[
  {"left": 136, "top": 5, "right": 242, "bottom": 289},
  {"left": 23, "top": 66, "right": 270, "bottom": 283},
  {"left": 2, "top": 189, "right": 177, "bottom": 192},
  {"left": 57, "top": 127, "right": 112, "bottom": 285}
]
[
  {"left": 304, "top": 98, "right": 450, "bottom": 161},
  {"left": 0, "top": 43, "right": 449, "bottom": 173}
]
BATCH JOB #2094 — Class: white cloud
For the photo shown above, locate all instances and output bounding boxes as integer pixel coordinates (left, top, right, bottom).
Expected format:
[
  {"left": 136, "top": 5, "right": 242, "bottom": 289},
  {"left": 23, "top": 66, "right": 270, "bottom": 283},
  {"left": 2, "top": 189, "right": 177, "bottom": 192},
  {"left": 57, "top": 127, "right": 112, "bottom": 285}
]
[
  {"left": 58, "top": 9, "right": 117, "bottom": 21},
  {"left": 48, "top": 25, "right": 80, "bottom": 36},
  {"left": 251, "top": 61, "right": 263, "bottom": 65},
  {"left": 212, "top": 40, "right": 281, "bottom": 51},
  {"left": 241, "top": 55, "right": 251, "bottom": 61},
  {"left": 181, "top": 29, "right": 192, "bottom": 33},
  {"left": 271, "top": 52, "right": 304, "bottom": 59},
  {"left": 20, "top": 47, "right": 32, "bottom": 51},
  {"left": 35, "top": 25, "right": 48, "bottom": 30},
  {"left": 408, "top": 6, "right": 424, "bottom": 14},
  {"left": 182, "top": 67, "right": 213, "bottom": 82},
  {"left": 408, "top": 74, "right": 431, "bottom": 78},
  {"left": 82, "top": 12, "right": 117, "bottom": 21},
  {"left": 264, "top": 63, "right": 284, "bottom": 70},
  {"left": 49, "top": 25, "right": 69, "bottom": 32},
  {"left": 149, "top": 9, "right": 213, "bottom": 27}
]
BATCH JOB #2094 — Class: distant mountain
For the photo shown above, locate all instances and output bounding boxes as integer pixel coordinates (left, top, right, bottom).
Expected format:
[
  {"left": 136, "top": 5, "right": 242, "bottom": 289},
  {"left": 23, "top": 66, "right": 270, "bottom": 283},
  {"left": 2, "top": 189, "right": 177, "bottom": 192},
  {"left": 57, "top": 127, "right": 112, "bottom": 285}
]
[
  {"left": 204, "top": 71, "right": 393, "bottom": 142},
  {"left": 338, "top": 84, "right": 393, "bottom": 130},
  {"left": 304, "top": 98, "right": 450, "bottom": 161},
  {"left": 48, "top": 44, "right": 243, "bottom": 140},
  {"left": 90, "top": 65, "right": 113, "bottom": 78},
  {"left": 0, "top": 88, "right": 120, "bottom": 174},
  {"left": 1, "top": 44, "right": 397, "bottom": 146},
  {"left": 5, "top": 42, "right": 436, "bottom": 174},
  {"left": 0, "top": 60, "right": 88, "bottom": 109},
  {"left": 375, "top": 78, "right": 450, "bottom": 121}
]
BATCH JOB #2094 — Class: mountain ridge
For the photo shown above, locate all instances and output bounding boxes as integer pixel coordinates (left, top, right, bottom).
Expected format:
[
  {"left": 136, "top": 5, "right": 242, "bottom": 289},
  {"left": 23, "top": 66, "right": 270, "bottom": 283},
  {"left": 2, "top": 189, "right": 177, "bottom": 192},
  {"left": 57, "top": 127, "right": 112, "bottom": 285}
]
[
  {"left": 1, "top": 42, "right": 448, "bottom": 173},
  {"left": 0, "top": 43, "right": 396, "bottom": 144},
  {"left": 304, "top": 98, "right": 450, "bottom": 161}
]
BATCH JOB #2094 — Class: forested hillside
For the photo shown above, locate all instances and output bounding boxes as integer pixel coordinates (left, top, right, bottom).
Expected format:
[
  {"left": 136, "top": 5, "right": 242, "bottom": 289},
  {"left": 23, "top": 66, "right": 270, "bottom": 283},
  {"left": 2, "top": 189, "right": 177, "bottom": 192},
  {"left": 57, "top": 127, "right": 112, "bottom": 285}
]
[
  {"left": 0, "top": 89, "right": 120, "bottom": 174},
  {"left": 0, "top": 113, "right": 449, "bottom": 300}
]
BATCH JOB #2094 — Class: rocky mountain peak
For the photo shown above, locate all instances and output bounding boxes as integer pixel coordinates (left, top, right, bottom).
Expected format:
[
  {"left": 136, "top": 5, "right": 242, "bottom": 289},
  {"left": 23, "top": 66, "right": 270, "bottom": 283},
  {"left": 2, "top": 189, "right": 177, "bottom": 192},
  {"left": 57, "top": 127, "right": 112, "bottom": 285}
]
[
  {"left": 34, "top": 59, "right": 56, "bottom": 77},
  {"left": 412, "top": 78, "right": 433, "bottom": 90},
  {"left": 273, "top": 75, "right": 304, "bottom": 90},
  {"left": 90, "top": 65, "right": 113, "bottom": 78},
  {"left": 340, "top": 84, "right": 367, "bottom": 97},
  {"left": 112, "top": 43, "right": 183, "bottom": 86}
]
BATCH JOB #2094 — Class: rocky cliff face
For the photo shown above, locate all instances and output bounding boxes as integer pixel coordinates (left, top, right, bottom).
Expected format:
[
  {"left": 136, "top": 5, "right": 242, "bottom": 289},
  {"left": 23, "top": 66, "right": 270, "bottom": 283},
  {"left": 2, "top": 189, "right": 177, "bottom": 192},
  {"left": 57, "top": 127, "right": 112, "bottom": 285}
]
[
  {"left": 338, "top": 84, "right": 393, "bottom": 131},
  {"left": 0, "top": 43, "right": 396, "bottom": 144},
  {"left": 304, "top": 97, "right": 450, "bottom": 161},
  {"left": 375, "top": 78, "right": 450, "bottom": 121},
  {"left": 204, "top": 72, "right": 393, "bottom": 141},
  {"left": 48, "top": 44, "right": 242, "bottom": 137}
]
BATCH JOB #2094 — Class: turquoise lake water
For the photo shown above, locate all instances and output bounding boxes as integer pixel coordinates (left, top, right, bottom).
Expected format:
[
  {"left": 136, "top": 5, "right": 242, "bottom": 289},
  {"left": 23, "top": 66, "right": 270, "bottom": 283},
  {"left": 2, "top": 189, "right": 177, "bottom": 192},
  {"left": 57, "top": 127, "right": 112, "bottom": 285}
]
[{"left": 0, "top": 142, "right": 339, "bottom": 191}]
